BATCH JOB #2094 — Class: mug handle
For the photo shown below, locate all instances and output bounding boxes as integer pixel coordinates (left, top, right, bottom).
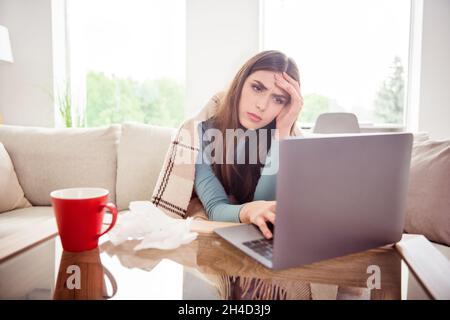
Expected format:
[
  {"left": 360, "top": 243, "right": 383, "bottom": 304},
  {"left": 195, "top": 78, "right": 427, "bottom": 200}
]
[
  {"left": 102, "top": 266, "right": 118, "bottom": 299},
  {"left": 98, "top": 202, "right": 118, "bottom": 238}
]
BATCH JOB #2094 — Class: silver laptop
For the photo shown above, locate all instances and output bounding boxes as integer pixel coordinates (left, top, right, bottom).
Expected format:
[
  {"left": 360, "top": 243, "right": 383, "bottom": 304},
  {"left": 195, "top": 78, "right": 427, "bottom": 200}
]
[{"left": 215, "top": 133, "right": 413, "bottom": 270}]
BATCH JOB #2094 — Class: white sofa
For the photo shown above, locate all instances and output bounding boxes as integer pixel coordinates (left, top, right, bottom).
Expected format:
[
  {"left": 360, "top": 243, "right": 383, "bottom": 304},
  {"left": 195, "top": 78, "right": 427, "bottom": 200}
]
[
  {"left": 0, "top": 123, "right": 177, "bottom": 254},
  {"left": 1, "top": 123, "right": 449, "bottom": 261}
]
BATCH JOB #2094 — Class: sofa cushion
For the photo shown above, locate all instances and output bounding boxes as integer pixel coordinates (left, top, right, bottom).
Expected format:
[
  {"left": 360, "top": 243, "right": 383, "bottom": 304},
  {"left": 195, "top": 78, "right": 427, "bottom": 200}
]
[
  {"left": 0, "top": 125, "right": 120, "bottom": 206},
  {"left": 116, "top": 123, "right": 176, "bottom": 211},
  {"left": 0, "top": 142, "right": 31, "bottom": 213},
  {"left": 405, "top": 138, "right": 450, "bottom": 246}
]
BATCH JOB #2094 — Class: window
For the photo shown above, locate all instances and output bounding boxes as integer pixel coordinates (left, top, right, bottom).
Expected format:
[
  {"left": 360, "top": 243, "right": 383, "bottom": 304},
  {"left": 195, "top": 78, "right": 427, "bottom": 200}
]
[
  {"left": 262, "top": 0, "right": 411, "bottom": 126},
  {"left": 67, "top": 0, "right": 186, "bottom": 128}
]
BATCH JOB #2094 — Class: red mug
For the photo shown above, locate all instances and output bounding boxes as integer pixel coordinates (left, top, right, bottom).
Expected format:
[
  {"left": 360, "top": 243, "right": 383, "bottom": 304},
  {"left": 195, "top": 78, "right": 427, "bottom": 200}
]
[{"left": 50, "top": 187, "right": 118, "bottom": 252}]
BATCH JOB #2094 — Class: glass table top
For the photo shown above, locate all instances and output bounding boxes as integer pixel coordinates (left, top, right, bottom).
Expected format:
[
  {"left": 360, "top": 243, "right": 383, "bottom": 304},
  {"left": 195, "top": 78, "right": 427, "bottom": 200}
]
[{"left": 0, "top": 232, "right": 431, "bottom": 300}]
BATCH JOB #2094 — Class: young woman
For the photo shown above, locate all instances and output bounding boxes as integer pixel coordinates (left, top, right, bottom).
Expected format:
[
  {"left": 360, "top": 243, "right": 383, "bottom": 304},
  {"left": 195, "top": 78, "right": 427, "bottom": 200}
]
[{"left": 194, "top": 50, "right": 303, "bottom": 239}]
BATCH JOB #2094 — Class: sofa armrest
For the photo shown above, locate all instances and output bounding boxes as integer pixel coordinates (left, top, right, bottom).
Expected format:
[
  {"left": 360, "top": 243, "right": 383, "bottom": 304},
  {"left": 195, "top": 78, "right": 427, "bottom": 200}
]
[{"left": 396, "top": 234, "right": 450, "bottom": 300}]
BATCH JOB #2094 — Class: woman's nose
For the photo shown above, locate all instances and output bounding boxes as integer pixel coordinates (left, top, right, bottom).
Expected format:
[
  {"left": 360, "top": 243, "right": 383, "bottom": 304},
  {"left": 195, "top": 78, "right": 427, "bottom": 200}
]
[{"left": 256, "top": 97, "right": 269, "bottom": 111}]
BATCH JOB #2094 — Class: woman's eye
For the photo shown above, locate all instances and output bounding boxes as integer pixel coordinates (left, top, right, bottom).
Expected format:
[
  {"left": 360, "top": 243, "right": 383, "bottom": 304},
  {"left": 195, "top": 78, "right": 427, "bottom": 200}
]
[
  {"left": 274, "top": 97, "right": 286, "bottom": 105},
  {"left": 252, "top": 85, "right": 262, "bottom": 92}
]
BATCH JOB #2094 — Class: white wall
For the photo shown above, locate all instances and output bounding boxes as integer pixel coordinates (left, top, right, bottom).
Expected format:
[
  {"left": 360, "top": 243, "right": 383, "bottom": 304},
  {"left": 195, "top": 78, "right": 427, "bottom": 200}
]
[
  {"left": 418, "top": 0, "right": 450, "bottom": 139},
  {"left": 185, "top": 0, "right": 261, "bottom": 118},
  {"left": 0, "top": 0, "right": 55, "bottom": 127},
  {"left": 407, "top": 0, "right": 450, "bottom": 139},
  {"left": 51, "top": 0, "right": 69, "bottom": 127}
]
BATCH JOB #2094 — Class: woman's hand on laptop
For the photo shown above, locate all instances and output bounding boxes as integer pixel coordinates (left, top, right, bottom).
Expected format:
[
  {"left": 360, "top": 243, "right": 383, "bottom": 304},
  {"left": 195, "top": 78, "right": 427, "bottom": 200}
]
[{"left": 239, "top": 201, "right": 276, "bottom": 239}]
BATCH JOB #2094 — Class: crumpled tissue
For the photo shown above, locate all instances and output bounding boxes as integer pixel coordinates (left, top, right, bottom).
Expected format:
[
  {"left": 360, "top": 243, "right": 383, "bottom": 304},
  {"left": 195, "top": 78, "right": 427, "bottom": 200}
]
[{"left": 108, "top": 201, "right": 198, "bottom": 251}]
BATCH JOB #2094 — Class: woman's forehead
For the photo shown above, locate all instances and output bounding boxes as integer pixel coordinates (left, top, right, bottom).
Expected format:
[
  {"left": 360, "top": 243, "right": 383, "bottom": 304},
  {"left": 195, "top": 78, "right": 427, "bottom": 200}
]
[{"left": 247, "top": 70, "right": 288, "bottom": 96}]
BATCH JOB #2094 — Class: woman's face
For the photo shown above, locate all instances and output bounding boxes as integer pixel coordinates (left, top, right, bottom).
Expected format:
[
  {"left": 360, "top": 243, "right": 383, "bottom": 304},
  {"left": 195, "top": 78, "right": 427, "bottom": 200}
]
[{"left": 238, "top": 70, "right": 290, "bottom": 130}]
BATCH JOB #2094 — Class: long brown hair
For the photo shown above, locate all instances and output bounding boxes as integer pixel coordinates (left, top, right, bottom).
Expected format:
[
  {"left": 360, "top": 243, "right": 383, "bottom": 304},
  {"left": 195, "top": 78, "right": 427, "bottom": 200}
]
[{"left": 210, "top": 50, "right": 300, "bottom": 204}]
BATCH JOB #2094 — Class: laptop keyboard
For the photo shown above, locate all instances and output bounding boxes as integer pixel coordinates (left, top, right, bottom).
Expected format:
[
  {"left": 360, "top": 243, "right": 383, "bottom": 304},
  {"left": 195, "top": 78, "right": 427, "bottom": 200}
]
[{"left": 242, "top": 238, "right": 274, "bottom": 260}]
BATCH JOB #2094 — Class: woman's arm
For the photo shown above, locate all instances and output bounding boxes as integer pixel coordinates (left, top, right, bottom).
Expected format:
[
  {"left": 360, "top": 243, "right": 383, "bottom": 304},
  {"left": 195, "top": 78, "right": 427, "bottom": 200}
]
[
  {"left": 194, "top": 122, "right": 243, "bottom": 222},
  {"left": 195, "top": 161, "right": 275, "bottom": 239},
  {"left": 194, "top": 122, "right": 276, "bottom": 239},
  {"left": 194, "top": 160, "right": 244, "bottom": 223}
]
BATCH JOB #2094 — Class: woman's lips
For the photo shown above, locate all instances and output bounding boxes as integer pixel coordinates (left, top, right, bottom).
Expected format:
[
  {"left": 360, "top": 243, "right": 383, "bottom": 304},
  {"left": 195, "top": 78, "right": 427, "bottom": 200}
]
[{"left": 247, "top": 112, "right": 262, "bottom": 122}]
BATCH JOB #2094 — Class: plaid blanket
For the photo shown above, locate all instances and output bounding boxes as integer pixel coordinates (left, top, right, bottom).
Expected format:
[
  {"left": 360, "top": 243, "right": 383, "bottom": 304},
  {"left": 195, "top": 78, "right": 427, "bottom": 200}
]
[{"left": 151, "top": 92, "right": 302, "bottom": 219}]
